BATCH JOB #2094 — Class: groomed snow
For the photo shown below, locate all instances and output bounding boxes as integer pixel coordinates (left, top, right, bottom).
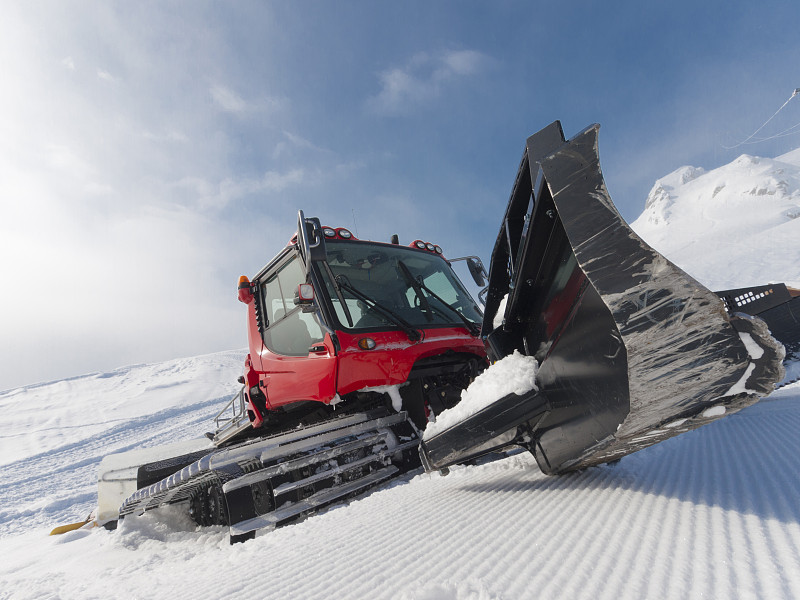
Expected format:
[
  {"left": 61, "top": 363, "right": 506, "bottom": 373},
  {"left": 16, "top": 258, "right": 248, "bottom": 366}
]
[
  {"left": 2, "top": 149, "right": 800, "bottom": 599},
  {"left": 1, "top": 370, "right": 799, "bottom": 599}
]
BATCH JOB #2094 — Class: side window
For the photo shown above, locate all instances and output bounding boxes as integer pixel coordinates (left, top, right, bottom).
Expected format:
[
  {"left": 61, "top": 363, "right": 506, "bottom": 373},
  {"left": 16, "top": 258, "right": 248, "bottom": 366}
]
[{"left": 261, "top": 258, "right": 324, "bottom": 356}]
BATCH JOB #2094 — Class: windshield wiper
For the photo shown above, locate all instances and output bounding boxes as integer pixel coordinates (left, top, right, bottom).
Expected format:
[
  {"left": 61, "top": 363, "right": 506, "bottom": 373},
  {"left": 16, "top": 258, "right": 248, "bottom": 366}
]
[
  {"left": 397, "top": 261, "right": 433, "bottom": 322},
  {"left": 334, "top": 275, "right": 421, "bottom": 342},
  {"left": 397, "top": 261, "right": 481, "bottom": 336},
  {"left": 322, "top": 263, "right": 354, "bottom": 327}
]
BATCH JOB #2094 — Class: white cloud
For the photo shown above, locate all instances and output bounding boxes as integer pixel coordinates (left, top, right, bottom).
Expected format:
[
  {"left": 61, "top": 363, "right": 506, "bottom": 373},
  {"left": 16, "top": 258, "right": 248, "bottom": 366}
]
[
  {"left": 210, "top": 84, "right": 248, "bottom": 113},
  {"left": 367, "top": 49, "right": 490, "bottom": 115},
  {"left": 170, "top": 168, "right": 308, "bottom": 211},
  {"left": 210, "top": 84, "right": 287, "bottom": 116},
  {"left": 44, "top": 143, "right": 97, "bottom": 182},
  {"left": 272, "top": 130, "right": 335, "bottom": 159},
  {"left": 441, "top": 49, "right": 487, "bottom": 76},
  {"left": 96, "top": 69, "right": 119, "bottom": 83},
  {"left": 141, "top": 129, "right": 189, "bottom": 143},
  {"left": 283, "top": 130, "right": 331, "bottom": 153},
  {"left": 0, "top": 4, "right": 292, "bottom": 390},
  {"left": 261, "top": 168, "right": 306, "bottom": 191},
  {"left": 217, "top": 168, "right": 307, "bottom": 203}
]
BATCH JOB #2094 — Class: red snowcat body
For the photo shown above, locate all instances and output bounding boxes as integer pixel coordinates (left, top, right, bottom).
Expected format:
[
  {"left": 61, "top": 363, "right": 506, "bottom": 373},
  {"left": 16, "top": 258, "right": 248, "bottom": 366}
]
[{"left": 227, "top": 218, "right": 487, "bottom": 437}]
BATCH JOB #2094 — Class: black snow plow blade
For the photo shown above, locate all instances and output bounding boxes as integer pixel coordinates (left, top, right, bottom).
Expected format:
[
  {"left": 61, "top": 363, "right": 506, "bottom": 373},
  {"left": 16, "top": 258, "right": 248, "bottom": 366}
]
[{"left": 420, "top": 121, "right": 785, "bottom": 475}]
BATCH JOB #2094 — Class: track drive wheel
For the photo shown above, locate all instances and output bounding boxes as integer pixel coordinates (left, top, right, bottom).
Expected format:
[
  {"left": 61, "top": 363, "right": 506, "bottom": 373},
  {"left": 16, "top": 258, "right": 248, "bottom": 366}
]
[{"left": 189, "top": 482, "right": 228, "bottom": 527}]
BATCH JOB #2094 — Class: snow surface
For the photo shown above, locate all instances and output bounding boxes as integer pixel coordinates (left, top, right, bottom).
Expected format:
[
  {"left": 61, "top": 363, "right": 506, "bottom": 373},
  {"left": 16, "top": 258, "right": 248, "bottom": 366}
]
[
  {"left": 1, "top": 369, "right": 799, "bottom": 599},
  {"left": 2, "top": 150, "right": 800, "bottom": 599}
]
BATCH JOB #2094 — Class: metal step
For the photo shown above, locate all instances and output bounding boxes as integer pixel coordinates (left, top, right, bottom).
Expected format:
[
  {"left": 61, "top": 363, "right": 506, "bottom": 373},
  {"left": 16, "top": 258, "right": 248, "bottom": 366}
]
[{"left": 212, "top": 387, "right": 252, "bottom": 446}]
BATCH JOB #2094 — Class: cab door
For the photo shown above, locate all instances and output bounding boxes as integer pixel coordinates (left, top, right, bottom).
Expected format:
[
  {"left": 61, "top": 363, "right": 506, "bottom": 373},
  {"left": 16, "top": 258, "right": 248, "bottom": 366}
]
[{"left": 257, "top": 256, "right": 338, "bottom": 408}]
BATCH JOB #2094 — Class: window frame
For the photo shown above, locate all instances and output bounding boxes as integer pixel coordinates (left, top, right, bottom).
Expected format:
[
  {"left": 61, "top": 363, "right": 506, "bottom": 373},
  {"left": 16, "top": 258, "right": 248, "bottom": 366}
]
[
  {"left": 258, "top": 253, "right": 325, "bottom": 357},
  {"left": 311, "top": 240, "right": 482, "bottom": 335}
]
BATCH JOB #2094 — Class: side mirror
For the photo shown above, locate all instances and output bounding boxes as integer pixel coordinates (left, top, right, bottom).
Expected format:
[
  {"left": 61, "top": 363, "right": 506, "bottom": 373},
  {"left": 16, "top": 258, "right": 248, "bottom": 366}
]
[{"left": 467, "top": 257, "right": 487, "bottom": 287}]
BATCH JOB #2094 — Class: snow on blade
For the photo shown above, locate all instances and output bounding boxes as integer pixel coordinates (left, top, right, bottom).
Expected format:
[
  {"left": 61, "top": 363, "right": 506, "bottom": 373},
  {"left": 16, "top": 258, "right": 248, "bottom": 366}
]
[
  {"left": 723, "top": 330, "right": 774, "bottom": 397},
  {"left": 423, "top": 350, "right": 538, "bottom": 440},
  {"left": 492, "top": 293, "right": 508, "bottom": 329},
  {"left": 724, "top": 362, "right": 758, "bottom": 396}
]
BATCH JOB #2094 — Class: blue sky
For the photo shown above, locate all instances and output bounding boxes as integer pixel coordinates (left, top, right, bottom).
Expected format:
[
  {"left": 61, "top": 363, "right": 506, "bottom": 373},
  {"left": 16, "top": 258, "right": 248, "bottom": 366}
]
[{"left": 2, "top": 0, "right": 799, "bottom": 391}]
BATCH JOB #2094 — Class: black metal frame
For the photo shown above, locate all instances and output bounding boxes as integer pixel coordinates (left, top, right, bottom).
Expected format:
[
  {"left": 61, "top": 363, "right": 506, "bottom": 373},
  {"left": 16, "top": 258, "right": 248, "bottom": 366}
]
[{"left": 717, "top": 283, "right": 800, "bottom": 356}]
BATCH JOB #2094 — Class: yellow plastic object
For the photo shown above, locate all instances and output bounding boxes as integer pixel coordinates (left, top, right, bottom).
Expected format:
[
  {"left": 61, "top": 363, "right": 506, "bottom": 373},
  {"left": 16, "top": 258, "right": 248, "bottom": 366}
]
[{"left": 49, "top": 518, "right": 93, "bottom": 535}]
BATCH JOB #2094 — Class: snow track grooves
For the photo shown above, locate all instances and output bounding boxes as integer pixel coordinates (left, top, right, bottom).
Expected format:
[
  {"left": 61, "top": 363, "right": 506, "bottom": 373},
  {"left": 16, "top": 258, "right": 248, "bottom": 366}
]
[
  {"left": 218, "top": 392, "right": 799, "bottom": 600},
  {"left": 0, "top": 351, "right": 798, "bottom": 599},
  {"left": 93, "top": 392, "right": 798, "bottom": 600},
  {"left": 0, "top": 350, "right": 246, "bottom": 537},
  {"left": 0, "top": 394, "right": 230, "bottom": 536}
]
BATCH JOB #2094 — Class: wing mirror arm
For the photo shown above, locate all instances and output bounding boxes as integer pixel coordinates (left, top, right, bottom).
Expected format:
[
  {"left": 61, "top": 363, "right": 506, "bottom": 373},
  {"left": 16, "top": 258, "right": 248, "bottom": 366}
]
[{"left": 450, "top": 255, "right": 488, "bottom": 287}]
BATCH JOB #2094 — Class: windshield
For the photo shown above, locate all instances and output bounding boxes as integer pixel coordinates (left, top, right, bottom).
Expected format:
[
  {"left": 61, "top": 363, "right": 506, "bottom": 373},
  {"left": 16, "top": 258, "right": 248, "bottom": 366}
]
[{"left": 317, "top": 241, "right": 482, "bottom": 331}]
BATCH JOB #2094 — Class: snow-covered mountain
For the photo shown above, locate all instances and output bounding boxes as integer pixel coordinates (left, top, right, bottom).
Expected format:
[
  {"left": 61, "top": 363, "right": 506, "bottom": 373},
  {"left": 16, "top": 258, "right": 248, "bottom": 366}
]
[
  {"left": 2, "top": 149, "right": 800, "bottom": 600},
  {"left": 631, "top": 148, "right": 800, "bottom": 290}
]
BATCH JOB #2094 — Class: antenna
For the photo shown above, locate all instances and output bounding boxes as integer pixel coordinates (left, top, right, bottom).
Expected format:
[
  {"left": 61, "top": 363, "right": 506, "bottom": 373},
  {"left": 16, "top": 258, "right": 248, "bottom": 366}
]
[{"left": 723, "top": 87, "right": 800, "bottom": 149}]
